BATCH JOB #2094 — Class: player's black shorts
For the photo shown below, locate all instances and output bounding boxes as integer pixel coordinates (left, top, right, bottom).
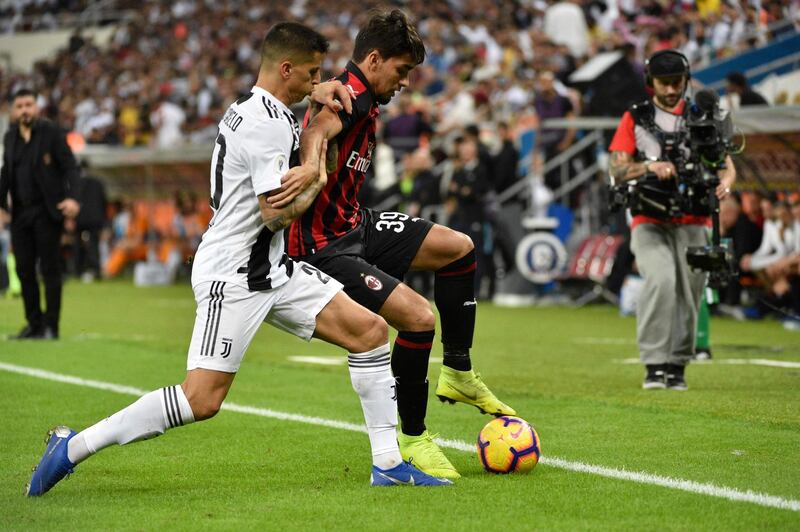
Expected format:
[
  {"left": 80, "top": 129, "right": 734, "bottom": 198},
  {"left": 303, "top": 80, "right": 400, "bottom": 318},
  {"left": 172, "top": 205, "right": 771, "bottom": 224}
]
[{"left": 297, "top": 209, "right": 434, "bottom": 313}]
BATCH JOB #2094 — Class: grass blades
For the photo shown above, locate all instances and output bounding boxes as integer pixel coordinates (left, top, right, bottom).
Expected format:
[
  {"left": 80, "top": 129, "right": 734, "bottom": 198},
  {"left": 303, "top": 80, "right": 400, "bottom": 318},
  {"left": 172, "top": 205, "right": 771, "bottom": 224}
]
[{"left": 1, "top": 280, "right": 799, "bottom": 530}]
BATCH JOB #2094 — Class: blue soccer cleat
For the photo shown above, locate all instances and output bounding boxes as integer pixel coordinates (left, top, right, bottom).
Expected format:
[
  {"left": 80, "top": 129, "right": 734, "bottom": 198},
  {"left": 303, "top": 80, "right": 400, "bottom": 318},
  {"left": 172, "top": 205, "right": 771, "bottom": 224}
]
[
  {"left": 370, "top": 461, "right": 454, "bottom": 487},
  {"left": 26, "top": 426, "right": 77, "bottom": 497}
]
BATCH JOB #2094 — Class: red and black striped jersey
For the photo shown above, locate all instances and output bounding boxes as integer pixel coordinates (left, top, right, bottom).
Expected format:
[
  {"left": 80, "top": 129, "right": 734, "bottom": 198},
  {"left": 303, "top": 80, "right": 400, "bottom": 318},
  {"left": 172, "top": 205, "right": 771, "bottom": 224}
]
[{"left": 288, "top": 62, "right": 379, "bottom": 257}]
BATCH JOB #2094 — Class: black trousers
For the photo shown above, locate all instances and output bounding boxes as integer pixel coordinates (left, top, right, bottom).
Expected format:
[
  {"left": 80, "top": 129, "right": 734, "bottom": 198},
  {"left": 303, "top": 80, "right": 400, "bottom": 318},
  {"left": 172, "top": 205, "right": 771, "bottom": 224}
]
[
  {"left": 11, "top": 209, "right": 63, "bottom": 332},
  {"left": 75, "top": 225, "right": 101, "bottom": 276}
]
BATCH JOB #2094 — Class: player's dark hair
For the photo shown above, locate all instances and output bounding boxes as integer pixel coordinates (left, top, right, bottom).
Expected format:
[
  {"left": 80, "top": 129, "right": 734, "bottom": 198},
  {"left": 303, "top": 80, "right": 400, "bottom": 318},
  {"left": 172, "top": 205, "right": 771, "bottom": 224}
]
[
  {"left": 10, "top": 88, "right": 37, "bottom": 102},
  {"left": 261, "top": 22, "right": 329, "bottom": 65},
  {"left": 353, "top": 9, "right": 425, "bottom": 65}
]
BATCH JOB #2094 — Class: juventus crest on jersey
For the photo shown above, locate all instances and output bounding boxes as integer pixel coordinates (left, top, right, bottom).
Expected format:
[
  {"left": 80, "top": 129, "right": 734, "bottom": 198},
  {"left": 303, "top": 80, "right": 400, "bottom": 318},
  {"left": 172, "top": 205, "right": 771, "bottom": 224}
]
[{"left": 192, "top": 86, "right": 301, "bottom": 292}]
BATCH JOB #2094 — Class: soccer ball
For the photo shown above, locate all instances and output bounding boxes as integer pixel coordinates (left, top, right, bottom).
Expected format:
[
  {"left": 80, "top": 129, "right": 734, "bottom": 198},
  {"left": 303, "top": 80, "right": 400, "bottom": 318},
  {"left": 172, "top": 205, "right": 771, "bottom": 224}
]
[{"left": 477, "top": 416, "right": 541, "bottom": 474}]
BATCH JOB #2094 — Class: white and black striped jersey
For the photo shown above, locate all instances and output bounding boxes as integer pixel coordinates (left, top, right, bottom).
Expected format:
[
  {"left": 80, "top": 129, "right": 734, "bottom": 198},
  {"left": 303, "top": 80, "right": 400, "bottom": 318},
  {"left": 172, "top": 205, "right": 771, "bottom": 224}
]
[{"left": 192, "top": 86, "right": 301, "bottom": 291}]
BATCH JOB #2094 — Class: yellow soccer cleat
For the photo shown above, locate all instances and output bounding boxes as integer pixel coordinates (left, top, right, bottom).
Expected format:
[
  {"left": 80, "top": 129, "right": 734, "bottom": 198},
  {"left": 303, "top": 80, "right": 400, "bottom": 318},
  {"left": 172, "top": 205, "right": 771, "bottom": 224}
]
[
  {"left": 398, "top": 430, "right": 461, "bottom": 480},
  {"left": 435, "top": 366, "right": 517, "bottom": 416}
]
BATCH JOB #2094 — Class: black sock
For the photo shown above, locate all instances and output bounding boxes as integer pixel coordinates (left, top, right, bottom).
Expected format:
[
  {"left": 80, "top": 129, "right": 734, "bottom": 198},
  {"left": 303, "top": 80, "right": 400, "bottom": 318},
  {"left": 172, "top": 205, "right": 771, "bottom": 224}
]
[
  {"left": 435, "top": 250, "right": 476, "bottom": 371},
  {"left": 391, "top": 330, "right": 434, "bottom": 437},
  {"left": 443, "top": 347, "right": 471, "bottom": 371}
]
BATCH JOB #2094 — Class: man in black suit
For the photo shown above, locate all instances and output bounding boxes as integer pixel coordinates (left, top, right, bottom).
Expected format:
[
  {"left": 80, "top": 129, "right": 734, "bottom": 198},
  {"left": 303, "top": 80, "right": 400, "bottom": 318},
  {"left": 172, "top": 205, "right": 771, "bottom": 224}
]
[{"left": 0, "top": 89, "right": 80, "bottom": 339}]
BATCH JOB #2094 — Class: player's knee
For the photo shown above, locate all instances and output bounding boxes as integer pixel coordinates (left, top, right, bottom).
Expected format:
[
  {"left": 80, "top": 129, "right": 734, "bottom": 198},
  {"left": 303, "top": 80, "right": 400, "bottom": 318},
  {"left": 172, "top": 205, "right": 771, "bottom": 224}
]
[
  {"left": 186, "top": 395, "right": 222, "bottom": 421},
  {"left": 351, "top": 313, "right": 389, "bottom": 353},
  {"left": 405, "top": 299, "right": 436, "bottom": 331},
  {"left": 454, "top": 231, "right": 475, "bottom": 257}
]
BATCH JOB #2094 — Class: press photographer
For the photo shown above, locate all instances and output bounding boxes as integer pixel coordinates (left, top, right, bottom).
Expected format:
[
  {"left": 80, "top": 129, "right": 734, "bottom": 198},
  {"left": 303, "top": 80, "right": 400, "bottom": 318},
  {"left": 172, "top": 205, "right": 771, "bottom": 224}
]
[{"left": 607, "top": 50, "right": 736, "bottom": 391}]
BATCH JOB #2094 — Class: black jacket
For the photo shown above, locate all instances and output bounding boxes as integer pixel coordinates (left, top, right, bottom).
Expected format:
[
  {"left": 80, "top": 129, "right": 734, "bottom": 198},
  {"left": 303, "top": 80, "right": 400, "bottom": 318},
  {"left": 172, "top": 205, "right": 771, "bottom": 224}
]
[{"left": 0, "top": 118, "right": 79, "bottom": 223}]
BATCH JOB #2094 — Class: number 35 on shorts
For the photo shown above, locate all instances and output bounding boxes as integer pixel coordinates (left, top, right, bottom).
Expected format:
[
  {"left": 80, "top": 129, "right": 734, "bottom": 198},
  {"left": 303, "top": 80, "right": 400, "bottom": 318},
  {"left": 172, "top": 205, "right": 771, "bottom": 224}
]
[{"left": 375, "top": 211, "right": 420, "bottom": 233}]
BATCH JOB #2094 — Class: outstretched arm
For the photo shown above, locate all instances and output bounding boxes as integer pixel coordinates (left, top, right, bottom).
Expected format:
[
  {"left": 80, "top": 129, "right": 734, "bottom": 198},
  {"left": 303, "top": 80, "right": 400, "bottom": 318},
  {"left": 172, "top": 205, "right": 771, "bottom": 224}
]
[
  {"left": 267, "top": 107, "right": 344, "bottom": 208},
  {"left": 260, "top": 140, "right": 329, "bottom": 231}
]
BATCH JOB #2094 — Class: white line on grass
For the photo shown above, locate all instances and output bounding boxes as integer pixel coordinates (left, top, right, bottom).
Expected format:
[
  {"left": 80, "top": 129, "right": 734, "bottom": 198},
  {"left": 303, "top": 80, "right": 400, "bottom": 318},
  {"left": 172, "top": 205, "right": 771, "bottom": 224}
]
[
  {"left": 613, "top": 358, "right": 800, "bottom": 369},
  {"left": 1, "top": 361, "right": 798, "bottom": 513},
  {"left": 573, "top": 337, "right": 636, "bottom": 345},
  {"left": 287, "top": 356, "right": 346, "bottom": 366},
  {"left": 287, "top": 356, "right": 443, "bottom": 366}
]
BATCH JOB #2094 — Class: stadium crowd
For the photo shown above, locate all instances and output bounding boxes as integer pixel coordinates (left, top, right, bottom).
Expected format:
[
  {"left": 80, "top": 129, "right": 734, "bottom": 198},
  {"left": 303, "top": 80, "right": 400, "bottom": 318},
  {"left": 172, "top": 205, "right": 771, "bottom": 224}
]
[
  {"left": 0, "top": 0, "right": 798, "bottom": 324},
  {"left": 1, "top": 0, "right": 797, "bottom": 149},
  {"left": 719, "top": 192, "right": 800, "bottom": 327}
]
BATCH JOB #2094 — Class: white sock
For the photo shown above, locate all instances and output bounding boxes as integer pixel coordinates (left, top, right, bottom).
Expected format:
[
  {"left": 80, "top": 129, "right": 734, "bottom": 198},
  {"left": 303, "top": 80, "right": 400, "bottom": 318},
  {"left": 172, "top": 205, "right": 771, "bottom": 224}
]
[
  {"left": 67, "top": 385, "right": 195, "bottom": 464},
  {"left": 348, "top": 343, "right": 402, "bottom": 470}
]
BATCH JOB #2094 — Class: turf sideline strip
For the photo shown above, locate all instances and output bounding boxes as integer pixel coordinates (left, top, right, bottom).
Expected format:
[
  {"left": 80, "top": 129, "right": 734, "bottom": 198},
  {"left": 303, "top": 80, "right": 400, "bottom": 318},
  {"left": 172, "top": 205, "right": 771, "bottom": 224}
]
[{"left": 2, "top": 361, "right": 798, "bottom": 513}]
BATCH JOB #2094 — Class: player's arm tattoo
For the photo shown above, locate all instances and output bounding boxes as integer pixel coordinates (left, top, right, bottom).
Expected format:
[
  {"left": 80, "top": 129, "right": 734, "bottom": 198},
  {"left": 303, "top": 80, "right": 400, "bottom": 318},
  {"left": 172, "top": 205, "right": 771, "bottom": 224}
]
[
  {"left": 609, "top": 151, "right": 647, "bottom": 182},
  {"left": 261, "top": 177, "right": 325, "bottom": 232}
]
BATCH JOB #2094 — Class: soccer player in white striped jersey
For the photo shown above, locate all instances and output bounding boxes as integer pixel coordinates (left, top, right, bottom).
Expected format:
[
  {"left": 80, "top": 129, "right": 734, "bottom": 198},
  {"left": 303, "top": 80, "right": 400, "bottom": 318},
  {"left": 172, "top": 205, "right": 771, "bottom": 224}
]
[{"left": 26, "top": 22, "right": 450, "bottom": 497}]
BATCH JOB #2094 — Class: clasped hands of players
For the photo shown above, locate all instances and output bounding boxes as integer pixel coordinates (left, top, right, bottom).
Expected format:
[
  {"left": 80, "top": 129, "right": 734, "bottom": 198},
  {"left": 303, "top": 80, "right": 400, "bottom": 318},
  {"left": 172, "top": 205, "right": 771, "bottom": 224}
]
[
  {"left": 268, "top": 80, "right": 356, "bottom": 208},
  {"left": 644, "top": 160, "right": 735, "bottom": 200}
]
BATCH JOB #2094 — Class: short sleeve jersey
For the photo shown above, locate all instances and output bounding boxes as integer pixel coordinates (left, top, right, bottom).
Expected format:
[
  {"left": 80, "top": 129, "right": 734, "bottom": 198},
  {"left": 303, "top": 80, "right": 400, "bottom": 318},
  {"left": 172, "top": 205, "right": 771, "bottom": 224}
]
[
  {"left": 288, "top": 62, "right": 380, "bottom": 257},
  {"left": 192, "top": 86, "right": 301, "bottom": 291}
]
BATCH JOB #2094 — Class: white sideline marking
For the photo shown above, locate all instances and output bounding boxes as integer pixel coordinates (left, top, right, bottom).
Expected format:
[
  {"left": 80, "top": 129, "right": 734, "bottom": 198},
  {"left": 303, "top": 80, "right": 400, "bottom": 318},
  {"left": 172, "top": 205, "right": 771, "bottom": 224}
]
[
  {"left": 573, "top": 337, "right": 636, "bottom": 345},
  {"left": 287, "top": 356, "right": 345, "bottom": 366},
  {"left": 70, "top": 332, "right": 155, "bottom": 342},
  {"left": 1, "top": 361, "right": 798, "bottom": 512},
  {"left": 614, "top": 358, "right": 800, "bottom": 369},
  {"left": 287, "top": 356, "right": 444, "bottom": 366}
]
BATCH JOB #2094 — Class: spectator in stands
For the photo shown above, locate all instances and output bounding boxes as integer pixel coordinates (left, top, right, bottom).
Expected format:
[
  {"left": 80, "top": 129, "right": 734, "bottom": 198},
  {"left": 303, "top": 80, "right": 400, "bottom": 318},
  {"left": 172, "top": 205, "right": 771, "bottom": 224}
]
[
  {"left": 741, "top": 199, "right": 796, "bottom": 299},
  {"left": 544, "top": 0, "right": 589, "bottom": 59},
  {"left": 104, "top": 197, "right": 148, "bottom": 278},
  {"left": 446, "top": 136, "right": 492, "bottom": 297},
  {"left": 463, "top": 124, "right": 494, "bottom": 172},
  {"left": 383, "top": 92, "right": 432, "bottom": 156},
  {"left": 401, "top": 148, "right": 440, "bottom": 298},
  {"left": 402, "top": 149, "right": 440, "bottom": 220},
  {"left": 73, "top": 170, "right": 108, "bottom": 283},
  {"left": 721, "top": 192, "right": 764, "bottom": 308},
  {"left": 490, "top": 121, "right": 521, "bottom": 276},
  {"left": 725, "top": 72, "right": 769, "bottom": 107},
  {"left": 149, "top": 93, "right": 186, "bottom": 149},
  {"left": 435, "top": 78, "right": 476, "bottom": 135},
  {"left": 785, "top": 198, "right": 800, "bottom": 330},
  {"left": 492, "top": 121, "right": 520, "bottom": 197},
  {"left": 157, "top": 190, "right": 207, "bottom": 279},
  {"left": 740, "top": 199, "right": 792, "bottom": 277},
  {"left": 0, "top": 88, "right": 80, "bottom": 340},
  {"left": 533, "top": 70, "right": 576, "bottom": 191}
]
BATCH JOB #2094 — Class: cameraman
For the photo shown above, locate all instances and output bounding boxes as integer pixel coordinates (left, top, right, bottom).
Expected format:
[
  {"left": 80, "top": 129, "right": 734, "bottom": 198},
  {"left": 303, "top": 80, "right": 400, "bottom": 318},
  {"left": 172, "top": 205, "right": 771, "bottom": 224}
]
[{"left": 608, "top": 50, "right": 736, "bottom": 391}]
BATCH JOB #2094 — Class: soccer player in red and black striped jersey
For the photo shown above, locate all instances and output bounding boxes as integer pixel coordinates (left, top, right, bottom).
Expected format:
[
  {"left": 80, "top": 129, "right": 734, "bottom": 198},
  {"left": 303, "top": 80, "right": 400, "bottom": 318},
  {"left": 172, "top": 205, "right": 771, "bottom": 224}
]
[{"left": 270, "top": 10, "right": 516, "bottom": 480}]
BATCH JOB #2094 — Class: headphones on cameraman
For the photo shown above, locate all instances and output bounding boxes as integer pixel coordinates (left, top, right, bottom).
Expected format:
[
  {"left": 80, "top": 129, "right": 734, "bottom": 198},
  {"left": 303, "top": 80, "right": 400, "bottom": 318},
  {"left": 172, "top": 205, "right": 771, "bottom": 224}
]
[{"left": 644, "top": 49, "right": 691, "bottom": 88}]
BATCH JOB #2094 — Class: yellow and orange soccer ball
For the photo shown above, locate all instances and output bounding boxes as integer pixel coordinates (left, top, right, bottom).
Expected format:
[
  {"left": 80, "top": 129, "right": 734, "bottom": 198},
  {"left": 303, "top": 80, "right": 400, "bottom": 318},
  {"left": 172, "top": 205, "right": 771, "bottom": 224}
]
[{"left": 477, "top": 416, "right": 541, "bottom": 474}]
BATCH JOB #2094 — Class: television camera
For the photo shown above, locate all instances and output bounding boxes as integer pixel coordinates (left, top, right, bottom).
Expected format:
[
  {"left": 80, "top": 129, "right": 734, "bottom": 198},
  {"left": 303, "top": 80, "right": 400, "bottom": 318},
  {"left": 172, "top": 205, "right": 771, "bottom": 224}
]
[{"left": 609, "top": 89, "right": 744, "bottom": 288}]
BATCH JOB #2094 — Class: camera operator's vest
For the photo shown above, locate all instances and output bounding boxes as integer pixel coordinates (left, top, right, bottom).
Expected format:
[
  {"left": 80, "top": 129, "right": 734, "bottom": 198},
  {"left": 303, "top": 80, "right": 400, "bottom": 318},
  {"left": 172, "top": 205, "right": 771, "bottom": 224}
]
[{"left": 628, "top": 99, "right": 703, "bottom": 218}]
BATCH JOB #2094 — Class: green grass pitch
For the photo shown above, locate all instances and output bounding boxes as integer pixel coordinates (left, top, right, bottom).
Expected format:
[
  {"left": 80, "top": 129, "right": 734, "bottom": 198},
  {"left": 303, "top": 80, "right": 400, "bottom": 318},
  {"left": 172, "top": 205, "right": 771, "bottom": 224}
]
[{"left": 1, "top": 280, "right": 799, "bottom": 530}]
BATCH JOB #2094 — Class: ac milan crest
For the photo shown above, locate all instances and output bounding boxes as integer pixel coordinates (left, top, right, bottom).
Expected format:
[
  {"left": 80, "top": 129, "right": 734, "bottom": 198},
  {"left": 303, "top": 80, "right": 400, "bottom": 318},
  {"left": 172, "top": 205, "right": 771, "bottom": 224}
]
[{"left": 364, "top": 275, "right": 383, "bottom": 291}]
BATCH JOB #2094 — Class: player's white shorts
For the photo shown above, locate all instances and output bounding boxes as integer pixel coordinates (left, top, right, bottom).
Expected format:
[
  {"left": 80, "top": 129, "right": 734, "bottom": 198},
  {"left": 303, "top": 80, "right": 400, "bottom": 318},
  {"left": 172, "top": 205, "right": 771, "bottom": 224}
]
[{"left": 186, "top": 261, "right": 342, "bottom": 373}]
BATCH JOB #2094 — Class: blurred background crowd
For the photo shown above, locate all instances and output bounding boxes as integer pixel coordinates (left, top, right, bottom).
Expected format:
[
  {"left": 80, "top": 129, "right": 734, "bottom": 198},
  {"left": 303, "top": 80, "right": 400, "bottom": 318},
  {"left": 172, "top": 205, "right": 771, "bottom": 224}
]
[
  {"left": 0, "top": 0, "right": 799, "bottom": 325},
  {"left": 1, "top": 0, "right": 797, "bottom": 148}
]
